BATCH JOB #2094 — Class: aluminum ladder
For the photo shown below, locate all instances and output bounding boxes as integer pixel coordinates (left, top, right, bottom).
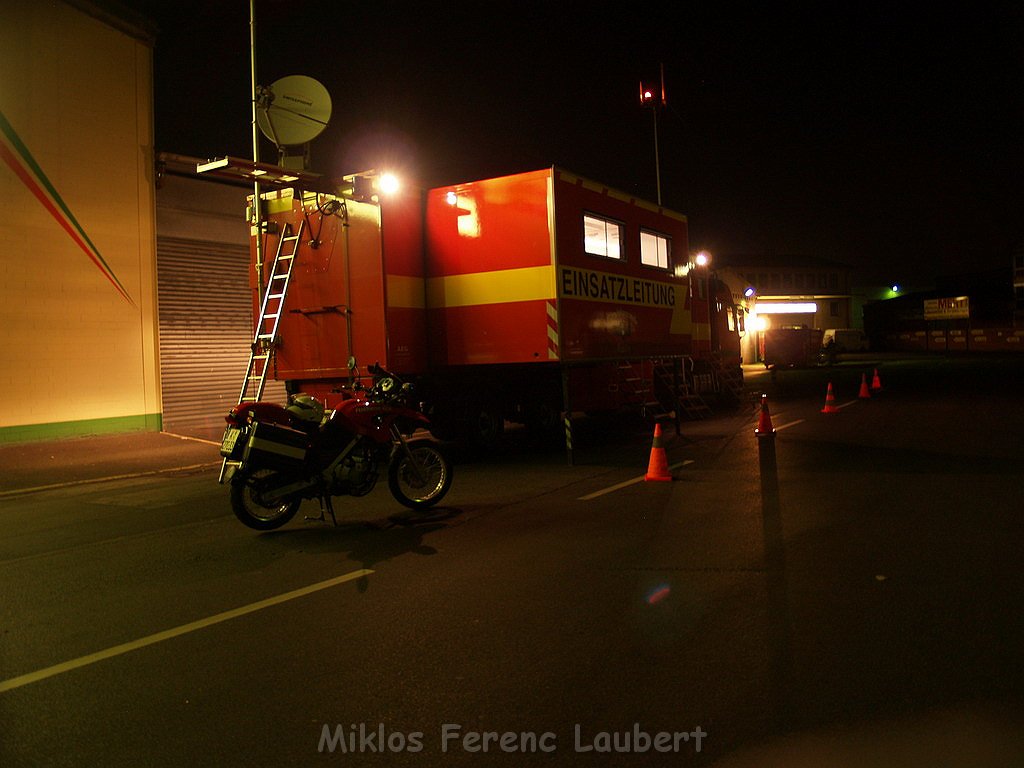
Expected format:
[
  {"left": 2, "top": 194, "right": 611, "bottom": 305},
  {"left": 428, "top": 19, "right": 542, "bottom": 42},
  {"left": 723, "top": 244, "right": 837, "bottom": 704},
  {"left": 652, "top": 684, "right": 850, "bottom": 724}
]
[
  {"left": 218, "top": 221, "right": 303, "bottom": 484},
  {"left": 236, "top": 220, "right": 304, "bottom": 406}
]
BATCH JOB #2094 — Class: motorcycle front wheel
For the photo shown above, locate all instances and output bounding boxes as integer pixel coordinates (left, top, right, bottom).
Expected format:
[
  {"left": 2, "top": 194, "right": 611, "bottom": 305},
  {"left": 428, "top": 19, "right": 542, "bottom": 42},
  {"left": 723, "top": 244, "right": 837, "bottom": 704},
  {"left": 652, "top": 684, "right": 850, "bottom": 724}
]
[
  {"left": 388, "top": 443, "right": 453, "bottom": 509},
  {"left": 230, "top": 468, "right": 301, "bottom": 530}
]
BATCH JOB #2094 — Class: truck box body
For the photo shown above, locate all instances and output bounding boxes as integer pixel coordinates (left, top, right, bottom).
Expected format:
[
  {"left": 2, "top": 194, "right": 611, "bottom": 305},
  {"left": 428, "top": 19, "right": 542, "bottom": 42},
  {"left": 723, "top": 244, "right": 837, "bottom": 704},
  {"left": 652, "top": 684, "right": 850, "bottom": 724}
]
[
  {"left": 250, "top": 187, "right": 427, "bottom": 383},
  {"left": 760, "top": 326, "right": 824, "bottom": 368},
  {"left": 425, "top": 168, "right": 707, "bottom": 367},
  {"left": 239, "top": 165, "right": 741, "bottom": 429},
  {"left": 424, "top": 169, "right": 556, "bottom": 366}
]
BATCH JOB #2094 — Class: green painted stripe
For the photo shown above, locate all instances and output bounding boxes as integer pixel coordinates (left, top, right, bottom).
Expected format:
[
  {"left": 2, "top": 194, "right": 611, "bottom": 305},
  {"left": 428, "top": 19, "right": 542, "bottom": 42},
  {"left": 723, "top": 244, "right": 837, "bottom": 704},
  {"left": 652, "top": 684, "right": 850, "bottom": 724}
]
[{"left": 0, "top": 413, "right": 162, "bottom": 444}]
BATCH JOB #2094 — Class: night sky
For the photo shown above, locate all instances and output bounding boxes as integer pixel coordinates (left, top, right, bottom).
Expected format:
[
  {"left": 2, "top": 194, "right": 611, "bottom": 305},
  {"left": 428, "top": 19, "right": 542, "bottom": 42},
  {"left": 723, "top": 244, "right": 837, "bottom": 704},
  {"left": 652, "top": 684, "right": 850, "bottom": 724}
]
[{"left": 131, "top": 1, "right": 1023, "bottom": 285}]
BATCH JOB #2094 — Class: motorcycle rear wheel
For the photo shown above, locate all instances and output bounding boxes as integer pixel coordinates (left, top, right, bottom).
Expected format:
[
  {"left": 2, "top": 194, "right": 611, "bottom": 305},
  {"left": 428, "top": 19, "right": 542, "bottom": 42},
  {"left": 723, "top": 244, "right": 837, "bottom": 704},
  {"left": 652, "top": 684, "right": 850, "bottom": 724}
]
[
  {"left": 388, "top": 443, "right": 453, "bottom": 509},
  {"left": 230, "top": 468, "right": 301, "bottom": 530}
]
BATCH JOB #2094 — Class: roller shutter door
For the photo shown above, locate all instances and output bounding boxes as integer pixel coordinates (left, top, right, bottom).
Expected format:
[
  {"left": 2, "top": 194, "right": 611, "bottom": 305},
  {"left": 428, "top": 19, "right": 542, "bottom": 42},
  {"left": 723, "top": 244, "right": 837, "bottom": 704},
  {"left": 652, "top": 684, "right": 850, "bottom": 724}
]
[{"left": 156, "top": 237, "right": 286, "bottom": 439}]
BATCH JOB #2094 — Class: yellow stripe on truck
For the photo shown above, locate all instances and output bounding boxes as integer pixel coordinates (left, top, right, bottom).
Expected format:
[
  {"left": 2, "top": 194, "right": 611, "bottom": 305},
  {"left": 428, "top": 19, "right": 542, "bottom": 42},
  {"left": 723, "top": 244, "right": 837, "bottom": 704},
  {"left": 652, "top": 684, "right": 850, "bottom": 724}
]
[{"left": 425, "top": 265, "right": 556, "bottom": 308}]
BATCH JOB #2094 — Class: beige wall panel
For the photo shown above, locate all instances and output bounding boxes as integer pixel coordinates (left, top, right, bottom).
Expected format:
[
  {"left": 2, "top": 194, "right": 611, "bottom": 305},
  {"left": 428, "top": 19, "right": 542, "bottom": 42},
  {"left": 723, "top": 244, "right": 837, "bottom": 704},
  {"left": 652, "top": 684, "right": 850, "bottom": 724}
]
[{"left": 0, "top": 2, "right": 159, "bottom": 438}]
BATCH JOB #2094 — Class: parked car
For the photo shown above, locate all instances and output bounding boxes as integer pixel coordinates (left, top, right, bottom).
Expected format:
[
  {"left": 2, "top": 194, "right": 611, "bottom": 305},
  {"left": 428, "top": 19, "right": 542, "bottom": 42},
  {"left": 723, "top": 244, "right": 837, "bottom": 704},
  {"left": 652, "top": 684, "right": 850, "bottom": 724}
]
[{"left": 822, "top": 328, "right": 869, "bottom": 353}]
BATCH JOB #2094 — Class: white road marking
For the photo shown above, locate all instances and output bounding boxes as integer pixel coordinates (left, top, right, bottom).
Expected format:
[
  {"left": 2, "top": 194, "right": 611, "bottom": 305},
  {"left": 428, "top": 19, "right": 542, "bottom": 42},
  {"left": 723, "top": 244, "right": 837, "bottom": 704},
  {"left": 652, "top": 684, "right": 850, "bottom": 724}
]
[
  {"left": 0, "top": 462, "right": 220, "bottom": 498},
  {"left": 774, "top": 419, "right": 805, "bottom": 431},
  {"left": 578, "top": 461, "right": 695, "bottom": 500},
  {"left": 0, "top": 569, "right": 374, "bottom": 694},
  {"left": 161, "top": 432, "right": 221, "bottom": 447}
]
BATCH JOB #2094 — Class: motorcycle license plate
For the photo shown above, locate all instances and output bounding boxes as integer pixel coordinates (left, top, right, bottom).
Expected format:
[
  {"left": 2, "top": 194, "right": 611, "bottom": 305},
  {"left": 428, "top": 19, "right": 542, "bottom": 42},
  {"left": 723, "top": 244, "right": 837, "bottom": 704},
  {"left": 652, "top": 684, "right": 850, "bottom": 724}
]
[{"left": 220, "top": 426, "right": 243, "bottom": 457}]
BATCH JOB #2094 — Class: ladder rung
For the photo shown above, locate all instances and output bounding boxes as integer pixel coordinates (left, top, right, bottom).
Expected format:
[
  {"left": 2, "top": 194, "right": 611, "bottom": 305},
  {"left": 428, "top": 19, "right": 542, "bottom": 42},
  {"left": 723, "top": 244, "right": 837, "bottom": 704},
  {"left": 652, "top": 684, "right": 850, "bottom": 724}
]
[
  {"left": 278, "top": 254, "right": 294, "bottom": 261},
  {"left": 267, "top": 293, "right": 285, "bottom": 300},
  {"left": 270, "top": 273, "right": 288, "bottom": 280}
]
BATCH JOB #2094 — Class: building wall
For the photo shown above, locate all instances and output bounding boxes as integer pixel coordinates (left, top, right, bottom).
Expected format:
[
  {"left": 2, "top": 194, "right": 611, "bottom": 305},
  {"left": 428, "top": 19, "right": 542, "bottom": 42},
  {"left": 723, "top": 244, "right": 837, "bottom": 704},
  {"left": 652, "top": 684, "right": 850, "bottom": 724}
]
[
  {"left": 0, "top": 2, "right": 159, "bottom": 441},
  {"left": 723, "top": 261, "right": 855, "bottom": 363}
]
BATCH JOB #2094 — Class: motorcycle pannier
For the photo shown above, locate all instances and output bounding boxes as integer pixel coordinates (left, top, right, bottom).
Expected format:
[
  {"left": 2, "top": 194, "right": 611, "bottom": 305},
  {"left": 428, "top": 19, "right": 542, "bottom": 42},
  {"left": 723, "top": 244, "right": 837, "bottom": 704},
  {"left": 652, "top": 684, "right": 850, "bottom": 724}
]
[{"left": 243, "top": 422, "right": 309, "bottom": 469}]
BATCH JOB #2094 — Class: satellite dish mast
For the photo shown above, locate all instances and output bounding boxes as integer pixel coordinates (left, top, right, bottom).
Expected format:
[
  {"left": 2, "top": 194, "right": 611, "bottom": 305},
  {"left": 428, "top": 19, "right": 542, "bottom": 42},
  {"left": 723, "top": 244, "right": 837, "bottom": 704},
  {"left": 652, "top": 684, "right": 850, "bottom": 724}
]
[
  {"left": 257, "top": 75, "right": 332, "bottom": 170},
  {"left": 249, "top": 0, "right": 265, "bottom": 303}
]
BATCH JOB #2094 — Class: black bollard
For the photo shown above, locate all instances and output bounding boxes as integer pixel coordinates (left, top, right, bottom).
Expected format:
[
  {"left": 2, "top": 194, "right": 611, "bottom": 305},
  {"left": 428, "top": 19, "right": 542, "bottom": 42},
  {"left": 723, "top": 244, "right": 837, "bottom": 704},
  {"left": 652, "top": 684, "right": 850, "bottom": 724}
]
[
  {"left": 756, "top": 394, "right": 781, "bottom": 526},
  {"left": 756, "top": 394, "right": 792, "bottom": 728}
]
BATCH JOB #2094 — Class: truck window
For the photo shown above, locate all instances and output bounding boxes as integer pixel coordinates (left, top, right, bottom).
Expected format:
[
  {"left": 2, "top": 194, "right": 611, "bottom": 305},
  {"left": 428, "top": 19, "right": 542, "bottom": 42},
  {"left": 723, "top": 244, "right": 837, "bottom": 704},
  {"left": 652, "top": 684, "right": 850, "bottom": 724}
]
[
  {"left": 583, "top": 214, "right": 624, "bottom": 260},
  {"left": 640, "top": 229, "right": 670, "bottom": 269}
]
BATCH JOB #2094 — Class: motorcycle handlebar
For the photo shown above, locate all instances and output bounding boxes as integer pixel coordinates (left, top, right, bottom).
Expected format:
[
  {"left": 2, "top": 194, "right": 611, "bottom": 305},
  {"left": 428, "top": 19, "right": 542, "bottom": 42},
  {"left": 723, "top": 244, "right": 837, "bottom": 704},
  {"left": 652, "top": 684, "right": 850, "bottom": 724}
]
[{"left": 361, "top": 362, "right": 411, "bottom": 403}]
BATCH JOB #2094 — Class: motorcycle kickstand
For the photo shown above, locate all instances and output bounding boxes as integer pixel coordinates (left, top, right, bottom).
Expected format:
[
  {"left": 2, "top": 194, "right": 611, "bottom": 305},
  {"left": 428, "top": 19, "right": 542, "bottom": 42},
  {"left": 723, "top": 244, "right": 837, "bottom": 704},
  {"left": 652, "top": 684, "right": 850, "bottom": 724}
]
[{"left": 305, "top": 496, "right": 338, "bottom": 526}]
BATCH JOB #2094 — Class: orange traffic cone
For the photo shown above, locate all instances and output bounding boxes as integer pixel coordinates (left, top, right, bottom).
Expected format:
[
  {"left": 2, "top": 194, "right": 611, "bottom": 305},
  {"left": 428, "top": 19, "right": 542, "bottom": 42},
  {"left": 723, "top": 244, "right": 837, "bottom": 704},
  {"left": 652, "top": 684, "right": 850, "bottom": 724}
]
[
  {"left": 858, "top": 372, "right": 871, "bottom": 399},
  {"left": 644, "top": 423, "right": 672, "bottom": 482},
  {"left": 871, "top": 368, "right": 883, "bottom": 392},
  {"left": 821, "top": 382, "right": 839, "bottom": 413},
  {"left": 755, "top": 393, "right": 775, "bottom": 434}
]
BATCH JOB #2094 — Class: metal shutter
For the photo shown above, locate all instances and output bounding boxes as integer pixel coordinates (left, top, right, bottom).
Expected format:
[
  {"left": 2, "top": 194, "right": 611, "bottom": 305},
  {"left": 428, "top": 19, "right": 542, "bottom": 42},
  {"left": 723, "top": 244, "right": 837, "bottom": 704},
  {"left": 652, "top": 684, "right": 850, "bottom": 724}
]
[{"left": 156, "top": 237, "right": 286, "bottom": 439}]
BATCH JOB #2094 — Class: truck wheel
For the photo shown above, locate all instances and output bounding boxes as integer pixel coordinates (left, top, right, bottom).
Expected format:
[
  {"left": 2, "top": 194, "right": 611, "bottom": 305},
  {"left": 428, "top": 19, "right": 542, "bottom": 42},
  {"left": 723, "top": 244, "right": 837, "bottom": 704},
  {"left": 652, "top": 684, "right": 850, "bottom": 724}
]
[
  {"left": 469, "top": 404, "right": 505, "bottom": 448},
  {"left": 525, "top": 401, "right": 562, "bottom": 440}
]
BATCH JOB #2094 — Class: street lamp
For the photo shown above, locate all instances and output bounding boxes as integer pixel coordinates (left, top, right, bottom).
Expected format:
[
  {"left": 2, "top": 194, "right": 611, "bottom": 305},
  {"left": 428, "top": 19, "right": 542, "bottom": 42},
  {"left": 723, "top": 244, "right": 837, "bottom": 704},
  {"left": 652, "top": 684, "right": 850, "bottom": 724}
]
[{"left": 689, "top": 251, "right": 714, "bottom": 349}]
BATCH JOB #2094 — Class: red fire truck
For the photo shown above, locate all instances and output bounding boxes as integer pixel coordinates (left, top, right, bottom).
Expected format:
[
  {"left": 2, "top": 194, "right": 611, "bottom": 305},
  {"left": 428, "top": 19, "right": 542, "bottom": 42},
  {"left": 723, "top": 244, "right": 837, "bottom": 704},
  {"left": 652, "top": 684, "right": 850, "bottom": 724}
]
[{"left": 201, "top": 161, "right": 742, "bottom": 448}]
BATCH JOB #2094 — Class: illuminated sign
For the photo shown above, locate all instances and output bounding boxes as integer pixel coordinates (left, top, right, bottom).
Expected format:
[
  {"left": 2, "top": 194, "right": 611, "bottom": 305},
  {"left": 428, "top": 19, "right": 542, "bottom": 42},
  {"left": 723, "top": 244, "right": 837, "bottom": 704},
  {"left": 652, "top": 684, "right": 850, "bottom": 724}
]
[
  {"left": 924, "top": 296, "right": 969, "bottom": 320},
  {"left": 753, "top": 302, "right": 817, "bottom": 314}
]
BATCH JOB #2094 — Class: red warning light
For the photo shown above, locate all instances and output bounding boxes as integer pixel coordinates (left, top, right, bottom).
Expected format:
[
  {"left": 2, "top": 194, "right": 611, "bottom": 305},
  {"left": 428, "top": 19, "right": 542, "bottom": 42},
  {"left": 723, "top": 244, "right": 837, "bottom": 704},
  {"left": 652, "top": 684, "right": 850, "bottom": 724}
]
[{"left": 639, "top": 75, "right": 665, "bottom": 107}]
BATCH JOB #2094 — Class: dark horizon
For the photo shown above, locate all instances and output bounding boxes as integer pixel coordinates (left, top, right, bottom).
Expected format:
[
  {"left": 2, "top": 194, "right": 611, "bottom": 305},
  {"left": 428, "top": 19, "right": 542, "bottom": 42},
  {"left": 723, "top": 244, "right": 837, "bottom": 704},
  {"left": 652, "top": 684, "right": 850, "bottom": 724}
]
[{"left": 131, "top": 1, "right": 1024, "bottom": 285}]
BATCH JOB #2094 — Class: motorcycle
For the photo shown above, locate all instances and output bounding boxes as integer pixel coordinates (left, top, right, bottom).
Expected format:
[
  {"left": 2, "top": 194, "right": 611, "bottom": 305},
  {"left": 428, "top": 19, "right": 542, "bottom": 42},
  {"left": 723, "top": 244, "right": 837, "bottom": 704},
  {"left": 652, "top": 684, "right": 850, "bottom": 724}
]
[{"left": 218, "top": 363, "right": 453, "bottom": 530}]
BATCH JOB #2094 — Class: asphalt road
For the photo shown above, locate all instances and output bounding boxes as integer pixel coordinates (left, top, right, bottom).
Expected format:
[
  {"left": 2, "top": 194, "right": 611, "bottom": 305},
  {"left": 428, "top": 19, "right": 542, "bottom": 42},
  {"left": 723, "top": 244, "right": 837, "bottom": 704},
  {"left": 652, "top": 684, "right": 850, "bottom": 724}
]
[{"left": 1, "top": 355, "right": 1023, "bottom": 766}]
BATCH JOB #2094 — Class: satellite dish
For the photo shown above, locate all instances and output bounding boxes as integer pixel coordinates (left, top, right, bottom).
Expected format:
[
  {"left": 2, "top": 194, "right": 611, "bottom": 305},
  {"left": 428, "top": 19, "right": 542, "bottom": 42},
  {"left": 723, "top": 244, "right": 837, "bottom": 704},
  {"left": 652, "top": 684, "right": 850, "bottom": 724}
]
[{"left": 257, "top": 75, "right": 332, "bottom": 148}]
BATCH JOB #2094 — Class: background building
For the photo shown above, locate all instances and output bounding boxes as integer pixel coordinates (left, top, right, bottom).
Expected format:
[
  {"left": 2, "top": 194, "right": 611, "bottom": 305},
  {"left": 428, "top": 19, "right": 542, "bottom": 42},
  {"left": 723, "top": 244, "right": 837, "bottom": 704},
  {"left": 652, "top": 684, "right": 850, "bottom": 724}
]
[
  {"left": 715, "top": 254, "right": 855, "bottom": 363},
  {"left": 863, "top": 267, "right": 1018, "bottom": 352}
]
